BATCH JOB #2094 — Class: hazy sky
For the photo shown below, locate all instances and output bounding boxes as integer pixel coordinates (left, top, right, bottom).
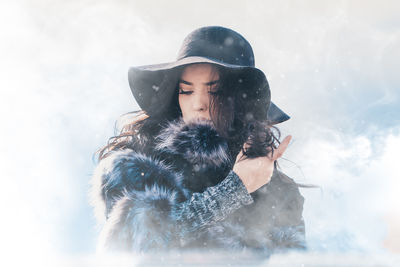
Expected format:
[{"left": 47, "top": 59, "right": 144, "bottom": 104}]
[{"left": 0, "top": 0, "right": 399, "bottom": 265}]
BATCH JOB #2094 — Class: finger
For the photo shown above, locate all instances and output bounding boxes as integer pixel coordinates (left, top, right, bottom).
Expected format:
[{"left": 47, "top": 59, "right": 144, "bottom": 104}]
[
  {"left": 235, "top": 141, "right": 250, "bottom": 162},
  {"left": 272, "top": 135, "right": 292, "bottom": 161},
  {"left": 242, "top": 140, "right": 250, "bottom": 150},
  {"left": 137, "top": 113, "right": 149, "bottom": 121},
  {"left": 235, "top": 149, "right": 244, "bottom": 162}
]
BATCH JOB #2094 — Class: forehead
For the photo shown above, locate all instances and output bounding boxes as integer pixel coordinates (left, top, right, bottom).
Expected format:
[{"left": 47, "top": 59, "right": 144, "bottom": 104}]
[{"left": 180, "top": 63, "right": 219, "bottom": 80}]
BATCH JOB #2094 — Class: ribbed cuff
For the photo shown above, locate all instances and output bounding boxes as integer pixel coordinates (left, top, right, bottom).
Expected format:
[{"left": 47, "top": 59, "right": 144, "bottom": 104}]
[{"left": 212, "top": 170, "right": 254, "bottom": 209}]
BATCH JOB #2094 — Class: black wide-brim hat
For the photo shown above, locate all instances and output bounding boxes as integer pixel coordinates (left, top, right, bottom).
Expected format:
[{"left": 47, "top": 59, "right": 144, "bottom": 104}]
[{"left": 128, "top": 26, "right": 289, "bottom": 124}]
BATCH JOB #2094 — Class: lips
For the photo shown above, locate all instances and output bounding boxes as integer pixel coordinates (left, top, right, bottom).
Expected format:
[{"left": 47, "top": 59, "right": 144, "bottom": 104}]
[{"left": 192, "top": 116, "right": 212, "bottom": 122}]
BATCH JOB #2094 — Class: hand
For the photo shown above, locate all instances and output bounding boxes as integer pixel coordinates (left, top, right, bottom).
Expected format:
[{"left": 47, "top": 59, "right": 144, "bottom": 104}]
[{"left": 233, "top": 135, "right": 292, "bottom": 193}]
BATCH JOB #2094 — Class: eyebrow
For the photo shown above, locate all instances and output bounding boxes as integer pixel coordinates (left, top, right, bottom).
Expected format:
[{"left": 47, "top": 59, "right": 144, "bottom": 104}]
[{"left": 179, "top": 79, "right": 220, "bottom": 86}]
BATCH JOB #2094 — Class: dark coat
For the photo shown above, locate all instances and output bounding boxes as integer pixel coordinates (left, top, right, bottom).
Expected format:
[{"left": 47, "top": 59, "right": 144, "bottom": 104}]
[{"left": 91, "top": 119, "right": 306, "bottom": 254}]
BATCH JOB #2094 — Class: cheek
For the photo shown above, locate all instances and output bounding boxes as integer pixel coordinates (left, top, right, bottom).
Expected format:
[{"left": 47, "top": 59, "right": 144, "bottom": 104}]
[
  {"left": 179, "top": 101, "right": 190, "bottom": 122},
  {"left": 178, "top": 95, "right": 188, "bottom": 115}
]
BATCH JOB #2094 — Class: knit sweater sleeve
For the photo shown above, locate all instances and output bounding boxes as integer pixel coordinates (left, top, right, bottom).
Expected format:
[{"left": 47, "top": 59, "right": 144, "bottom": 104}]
[{"left": 173, "top": 170, "right": 254, "bottom": 237}]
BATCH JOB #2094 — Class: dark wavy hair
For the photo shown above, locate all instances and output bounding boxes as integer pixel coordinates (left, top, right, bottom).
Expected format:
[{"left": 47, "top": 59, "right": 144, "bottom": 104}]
[{"left": 96, "top": 64, "right": 282, "bottom": 163}]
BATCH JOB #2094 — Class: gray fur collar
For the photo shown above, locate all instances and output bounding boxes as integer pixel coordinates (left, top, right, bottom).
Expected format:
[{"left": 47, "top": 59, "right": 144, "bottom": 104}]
[
  {"left": 155, "top": 119, "right": 231, "bottom": 167},
  {"left": 154, "top": 118, "right": 232, "bottom": 193}
]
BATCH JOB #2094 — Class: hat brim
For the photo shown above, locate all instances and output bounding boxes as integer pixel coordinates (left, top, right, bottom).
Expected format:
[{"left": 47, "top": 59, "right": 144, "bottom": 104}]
[{"left": 128, "top": 56, "right": 290, "bottom": 124}]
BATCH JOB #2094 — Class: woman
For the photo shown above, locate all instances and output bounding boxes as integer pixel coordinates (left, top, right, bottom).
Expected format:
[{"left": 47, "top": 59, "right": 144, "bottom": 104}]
[{"left": 91, "top": 26, "right": 306, "bottom": 255}]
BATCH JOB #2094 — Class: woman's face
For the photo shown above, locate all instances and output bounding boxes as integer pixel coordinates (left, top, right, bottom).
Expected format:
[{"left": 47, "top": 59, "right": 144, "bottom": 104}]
[{"left": 178, "top": 63, "right": 220, "bottom": 122}]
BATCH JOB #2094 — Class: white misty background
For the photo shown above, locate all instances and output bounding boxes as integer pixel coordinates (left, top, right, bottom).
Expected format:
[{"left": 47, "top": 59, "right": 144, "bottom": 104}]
[{"left": 0, "top": 0, "right": 399, "bottom": 265}]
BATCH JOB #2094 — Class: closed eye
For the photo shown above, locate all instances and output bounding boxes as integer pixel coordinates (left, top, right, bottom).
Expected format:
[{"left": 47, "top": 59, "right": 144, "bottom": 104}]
[
  {"left": 208, "top": 84, "right": 221, "bottom": 95},
  {"left": 208, "top": 90, "right": 220, "bottom": 96},
  {"left": 179, "top": 90, "right": 219, "bottom": 95},
  {"left": 178, "top": 88, "right": 193, "bottom": 95}
]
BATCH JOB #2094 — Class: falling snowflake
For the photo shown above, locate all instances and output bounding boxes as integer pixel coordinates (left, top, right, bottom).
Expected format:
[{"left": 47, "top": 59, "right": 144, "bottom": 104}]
[{"left": 245, "top": 112, "right": 254, "bottom": 120}]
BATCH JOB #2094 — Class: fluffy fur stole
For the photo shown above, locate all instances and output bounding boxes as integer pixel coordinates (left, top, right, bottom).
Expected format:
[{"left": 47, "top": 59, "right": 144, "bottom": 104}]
[{"left": 90, "top": 119, "right": 305, "bottom": 253}]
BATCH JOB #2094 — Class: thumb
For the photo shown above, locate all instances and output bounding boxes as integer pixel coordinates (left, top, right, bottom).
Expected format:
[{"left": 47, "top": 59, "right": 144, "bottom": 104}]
[{"left": 272, "top": 135, "right": 292, "bottom": 161}]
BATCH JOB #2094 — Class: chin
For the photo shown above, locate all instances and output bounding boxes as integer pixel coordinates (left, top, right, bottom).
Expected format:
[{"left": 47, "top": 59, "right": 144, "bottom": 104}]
[{"left": 183, "top": 116, "right": 212, "bottom": 123}]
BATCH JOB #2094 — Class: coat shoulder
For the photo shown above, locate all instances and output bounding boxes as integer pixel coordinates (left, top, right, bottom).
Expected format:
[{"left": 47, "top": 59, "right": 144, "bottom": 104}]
[{"left": 250, "top": 169, "right": 304, "bottom": 227}]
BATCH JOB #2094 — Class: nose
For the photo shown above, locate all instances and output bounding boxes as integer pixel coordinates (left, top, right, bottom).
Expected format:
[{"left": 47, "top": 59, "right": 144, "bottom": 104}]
[{"left": 192, "top": 91, "right": 209, "bottom": 113}]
